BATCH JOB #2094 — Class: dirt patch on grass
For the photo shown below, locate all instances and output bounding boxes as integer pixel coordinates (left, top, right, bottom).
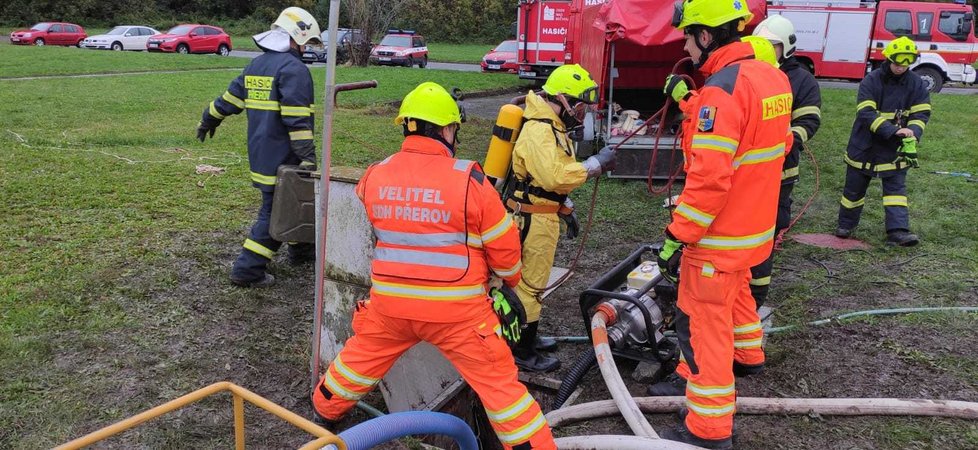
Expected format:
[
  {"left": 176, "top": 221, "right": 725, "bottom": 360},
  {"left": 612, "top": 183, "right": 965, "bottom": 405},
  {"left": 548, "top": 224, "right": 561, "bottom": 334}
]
[
  {"left": 22, "top": 200, "right": 976, "bottom": 449},
  {"left": 536, "top": 222, "right": 978, "bottom": 449},
  {"left": 27, "top": 230, "right": 398, "bottom": 448}
]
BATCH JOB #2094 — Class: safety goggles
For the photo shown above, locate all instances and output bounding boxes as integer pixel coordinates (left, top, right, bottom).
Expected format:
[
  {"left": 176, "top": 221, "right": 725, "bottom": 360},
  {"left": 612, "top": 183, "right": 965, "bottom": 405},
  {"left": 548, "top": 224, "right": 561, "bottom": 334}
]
[
  {"left": 578, "top": 85, "right": 599, "bottom": 105},
  {"left": 890, "top": 53, "right": 918, "bottom": 67},
  {"left": 672, "top": 0, "right": 685, "bottom": 28}
]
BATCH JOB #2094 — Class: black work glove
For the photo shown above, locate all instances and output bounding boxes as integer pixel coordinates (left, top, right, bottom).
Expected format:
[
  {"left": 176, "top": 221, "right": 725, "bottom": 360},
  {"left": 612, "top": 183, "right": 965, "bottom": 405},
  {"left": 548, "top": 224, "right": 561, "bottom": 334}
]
[
  {"left": 558, "top": 198, "right": 579, "bottom": 239},
  {"left": 656, "top": 229, "right": 685, "bottom": 284},
  {"left": 196, "top": 120, "right": 218, "bottom": 142},
  {"left": 490, "top": 285, "right": 526, "bottom": 346},
  {"left": 291, "top": 138, "right": 317, "bottom": 166}
]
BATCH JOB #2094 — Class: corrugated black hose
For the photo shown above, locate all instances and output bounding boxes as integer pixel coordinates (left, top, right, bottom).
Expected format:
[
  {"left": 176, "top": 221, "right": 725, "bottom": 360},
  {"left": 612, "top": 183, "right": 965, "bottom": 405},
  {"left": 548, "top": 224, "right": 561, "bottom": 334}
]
[{"left": 552, "top": 349, "right": 597, "bottom": 409}]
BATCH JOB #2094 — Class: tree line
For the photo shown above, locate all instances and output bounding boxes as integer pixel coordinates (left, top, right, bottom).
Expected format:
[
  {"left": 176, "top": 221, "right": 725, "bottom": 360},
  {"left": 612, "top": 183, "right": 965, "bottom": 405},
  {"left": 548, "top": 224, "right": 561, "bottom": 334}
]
[{"left": 0, "top": 0, "right": 516, "bottom": 43}]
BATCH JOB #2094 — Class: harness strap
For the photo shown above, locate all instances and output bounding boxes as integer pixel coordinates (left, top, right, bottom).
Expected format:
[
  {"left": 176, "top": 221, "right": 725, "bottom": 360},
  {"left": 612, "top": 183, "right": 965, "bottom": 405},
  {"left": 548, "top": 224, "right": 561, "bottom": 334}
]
[{"left": 505, "top": 198, "right": 573, "bottom": 215}]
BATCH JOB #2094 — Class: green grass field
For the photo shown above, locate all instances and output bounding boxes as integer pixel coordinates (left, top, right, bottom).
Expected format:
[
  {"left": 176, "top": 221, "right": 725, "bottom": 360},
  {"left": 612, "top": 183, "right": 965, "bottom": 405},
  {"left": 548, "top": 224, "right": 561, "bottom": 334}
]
[
  {"left": 427, "top": 42, "right": 497, "bottom": 64},
  {"left": 230, "top": 39, "right": 494, "bottom": 64},
  {"left": 0, "top": 44, "right": 525, "bottom": 447},
  {"left": 1, "top": 41, "right": 977, "bottom": 448},
  {"left": 230, "top": 34, "right": 259, "bottom": 51},
  {"left": 0, "top": 44, "right": 248, "bottom": 78}
]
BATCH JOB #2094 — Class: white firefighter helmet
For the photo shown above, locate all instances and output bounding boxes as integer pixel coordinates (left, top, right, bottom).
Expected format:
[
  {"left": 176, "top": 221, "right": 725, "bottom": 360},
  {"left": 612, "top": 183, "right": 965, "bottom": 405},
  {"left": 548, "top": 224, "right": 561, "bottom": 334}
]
[
  {"left": 753, "top": 15, "right": 797, "bottom": 59},
  {"left": 272, "top": 7, "right": 322, "bottom": 46}
]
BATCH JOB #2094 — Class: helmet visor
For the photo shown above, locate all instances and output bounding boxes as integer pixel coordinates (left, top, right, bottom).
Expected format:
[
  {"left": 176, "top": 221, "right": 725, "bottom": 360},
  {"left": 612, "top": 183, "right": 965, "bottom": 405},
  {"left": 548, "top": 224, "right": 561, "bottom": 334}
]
[
  {"left": 891, "top": 53, "right": 918, "bottom": 66},
  {"left": 672, "top": 0, "right": 684, "bottom": 28}
]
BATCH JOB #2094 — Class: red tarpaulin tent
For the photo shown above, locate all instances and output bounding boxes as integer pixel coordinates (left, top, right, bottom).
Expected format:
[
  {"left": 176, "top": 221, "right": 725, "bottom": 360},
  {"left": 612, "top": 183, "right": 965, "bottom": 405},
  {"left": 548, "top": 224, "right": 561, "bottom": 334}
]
[{"left": 570, "top": 0, "right": 766, "bottom": 94}]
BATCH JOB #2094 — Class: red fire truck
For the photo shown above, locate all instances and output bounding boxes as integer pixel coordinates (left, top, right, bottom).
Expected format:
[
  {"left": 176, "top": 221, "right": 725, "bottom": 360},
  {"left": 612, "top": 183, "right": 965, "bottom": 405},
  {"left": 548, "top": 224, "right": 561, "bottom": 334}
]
[
  {"left": 769, "top": 0, "right": 977, "bottom": 93},
  {"left": 516, "top": 0, "right": 572, "bottom": 81}
]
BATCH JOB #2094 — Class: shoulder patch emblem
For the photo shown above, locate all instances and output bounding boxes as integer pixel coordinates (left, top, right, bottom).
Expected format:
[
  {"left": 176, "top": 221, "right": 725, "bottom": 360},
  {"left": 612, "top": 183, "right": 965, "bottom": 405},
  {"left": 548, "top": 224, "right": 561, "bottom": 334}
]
[{"left": 697, "top": 106, "right": 717, "bottom": 132}]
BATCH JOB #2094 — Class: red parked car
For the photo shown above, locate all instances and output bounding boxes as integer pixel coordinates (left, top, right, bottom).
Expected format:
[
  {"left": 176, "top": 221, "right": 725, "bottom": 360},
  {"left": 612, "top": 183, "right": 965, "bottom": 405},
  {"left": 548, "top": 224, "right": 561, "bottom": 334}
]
[
  {"left": 146, "top": 24, "right": 232, "bottom": 56},
  {"left": 9, "top": 22, "right": 87, "bottom": 47},
  {"left": 481, "top": 40, "right": 519, "bottom": 73},
  {"left": 369, "top": 29, "right": 428, "bottom": 68}
]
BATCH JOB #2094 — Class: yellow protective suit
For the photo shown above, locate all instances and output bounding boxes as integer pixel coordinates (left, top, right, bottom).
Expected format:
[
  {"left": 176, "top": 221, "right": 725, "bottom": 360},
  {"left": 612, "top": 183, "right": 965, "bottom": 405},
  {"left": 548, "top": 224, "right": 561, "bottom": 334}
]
[{"left": 510, "top": 91, "right": 589, "bottom": 321}]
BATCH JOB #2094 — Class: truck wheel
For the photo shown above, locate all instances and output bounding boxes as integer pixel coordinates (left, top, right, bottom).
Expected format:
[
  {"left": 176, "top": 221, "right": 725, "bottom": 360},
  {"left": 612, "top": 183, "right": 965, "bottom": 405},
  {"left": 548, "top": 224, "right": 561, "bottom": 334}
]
[
  {"left": 406, "top": 57, "right": 414, "bottom": 68},
  {"left": 914, "top": 67, "right": 943, "bottom": 93},
  {"left": 418, "top": 56, "right": 428, "bottom": 68}
]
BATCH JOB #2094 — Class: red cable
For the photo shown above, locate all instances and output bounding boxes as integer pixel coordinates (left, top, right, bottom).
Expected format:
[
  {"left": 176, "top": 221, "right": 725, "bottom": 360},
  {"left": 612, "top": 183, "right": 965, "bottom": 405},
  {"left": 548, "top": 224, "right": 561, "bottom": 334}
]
[
  {"left": 646, "top": 59, "right": 695, "bottom": 195},
  {"left": 774, "top": 143, "right": 820, "bottom": 249}
]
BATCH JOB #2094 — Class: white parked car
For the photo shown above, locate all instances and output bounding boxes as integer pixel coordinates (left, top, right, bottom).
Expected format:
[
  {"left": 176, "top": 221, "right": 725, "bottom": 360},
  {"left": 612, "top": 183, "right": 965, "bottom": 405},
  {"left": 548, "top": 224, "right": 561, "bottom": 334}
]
[{"left": 81, "top": 25, "right": 160, "bottom": 51}]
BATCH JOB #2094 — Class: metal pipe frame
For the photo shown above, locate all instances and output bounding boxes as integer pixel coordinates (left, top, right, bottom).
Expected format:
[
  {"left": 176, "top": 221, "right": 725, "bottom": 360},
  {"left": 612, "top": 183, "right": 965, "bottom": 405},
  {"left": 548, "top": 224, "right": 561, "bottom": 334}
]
[{"left": 55, "top": 382, "right": 345, "bottom": 450}]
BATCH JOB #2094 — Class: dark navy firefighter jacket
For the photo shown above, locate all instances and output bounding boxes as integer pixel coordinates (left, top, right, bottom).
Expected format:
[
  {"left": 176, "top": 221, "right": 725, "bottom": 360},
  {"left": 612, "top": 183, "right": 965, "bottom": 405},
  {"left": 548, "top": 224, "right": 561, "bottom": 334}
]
[
  {"left": 845, "top": 65, "right": 931, "bottom": 174},
  {"left": 202, "top": 49, "right": 316, "bottom": 192},
  {"left": 780, "top": 56, "right": 821, "bottom": 184}
]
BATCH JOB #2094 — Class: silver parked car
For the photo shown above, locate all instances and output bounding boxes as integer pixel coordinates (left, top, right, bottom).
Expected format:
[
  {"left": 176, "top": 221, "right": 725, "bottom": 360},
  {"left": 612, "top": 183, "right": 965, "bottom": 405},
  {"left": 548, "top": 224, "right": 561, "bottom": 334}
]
[{"left": 81, "top": 25, "right": 160, "bottom": 51}]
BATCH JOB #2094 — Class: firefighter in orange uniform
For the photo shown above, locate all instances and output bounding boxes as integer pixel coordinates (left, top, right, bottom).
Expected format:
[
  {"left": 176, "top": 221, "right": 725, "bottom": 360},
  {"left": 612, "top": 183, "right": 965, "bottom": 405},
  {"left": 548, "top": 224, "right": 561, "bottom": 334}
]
[
  {"left": 648, "top": 0, "right": 794, "bottom": 447},
  {"left": 310, "top": 82, "right": 556, "bottom": 450}
]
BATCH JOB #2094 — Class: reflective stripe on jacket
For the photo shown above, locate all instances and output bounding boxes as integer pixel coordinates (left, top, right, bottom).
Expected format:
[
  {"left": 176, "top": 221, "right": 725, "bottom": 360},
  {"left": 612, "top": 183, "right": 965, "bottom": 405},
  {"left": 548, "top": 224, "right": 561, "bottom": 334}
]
[
  {"left": 845, "top": 66, "right": 930, "bottom": 172},
  {"left": 357, "top": 136, "right": 523, "bottom": 322},
  {"left": 669, "top": 42, "right": 793, "bottom": 272},
  {"left": 203, "top": 49, "right": 316, "bottom": 191}
]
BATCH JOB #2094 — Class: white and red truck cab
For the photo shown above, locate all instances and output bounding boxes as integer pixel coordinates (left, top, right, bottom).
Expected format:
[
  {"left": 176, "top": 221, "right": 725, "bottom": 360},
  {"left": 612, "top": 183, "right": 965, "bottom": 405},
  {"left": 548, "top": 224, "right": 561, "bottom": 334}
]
[
  {"left": 516, "top": 0, "right": 573, "bottom": 81},
  {"left": 769, "top": 0, "right": 977, "bottom": 92}
]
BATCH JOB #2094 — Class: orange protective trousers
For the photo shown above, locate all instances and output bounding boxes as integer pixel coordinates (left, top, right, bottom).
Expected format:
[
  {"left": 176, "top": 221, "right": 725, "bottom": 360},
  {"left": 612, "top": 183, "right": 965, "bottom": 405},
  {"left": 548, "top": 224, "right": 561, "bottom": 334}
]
[
  {"left": 674, "top": 257, "right": 765, "bottom": 440},
  {"left": 312, "top": 301, "right": 556, "bottom": 450}
]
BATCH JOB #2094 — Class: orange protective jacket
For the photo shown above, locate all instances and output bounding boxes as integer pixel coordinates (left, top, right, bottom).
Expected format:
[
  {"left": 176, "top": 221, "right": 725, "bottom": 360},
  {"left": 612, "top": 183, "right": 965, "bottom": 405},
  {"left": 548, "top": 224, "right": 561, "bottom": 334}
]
[
  {"left": 356, "top": 135, "right": 523, "bottom": 322},
  {"left": 668, "top": 42, "right": 794, "bottom": 272}
]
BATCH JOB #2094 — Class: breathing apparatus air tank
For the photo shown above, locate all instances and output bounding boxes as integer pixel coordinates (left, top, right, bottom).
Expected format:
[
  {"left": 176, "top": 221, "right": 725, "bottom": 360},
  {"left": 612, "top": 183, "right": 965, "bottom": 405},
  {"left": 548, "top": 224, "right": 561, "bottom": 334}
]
[{"left": 484, "top": 103, "right": 524, "bottom": 188}]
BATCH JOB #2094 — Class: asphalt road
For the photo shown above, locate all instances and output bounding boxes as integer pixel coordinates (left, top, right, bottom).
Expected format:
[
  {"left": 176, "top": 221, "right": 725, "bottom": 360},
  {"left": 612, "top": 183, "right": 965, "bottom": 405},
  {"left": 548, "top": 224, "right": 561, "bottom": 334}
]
[
  {"left": 818, "top": 79, "right": 977, "bottom": 95},
  {"left": 229, "top": 50, "right": 482, "bottom": 72}
]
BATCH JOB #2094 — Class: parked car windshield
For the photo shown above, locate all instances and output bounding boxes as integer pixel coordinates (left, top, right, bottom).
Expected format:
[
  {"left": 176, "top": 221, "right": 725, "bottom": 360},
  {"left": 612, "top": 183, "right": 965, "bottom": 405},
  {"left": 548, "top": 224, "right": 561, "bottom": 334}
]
[
  {"left": 495, "top": 41, "right": 518, "bottom": 52},
  {"left": 30, "top": 23, "right": 51, "bottom": 31},
  {"left": 167, "top": 25, "right": 194, "bottom": 35},
  {"left": 314, "top": 30, "right": 348, "bottom": 46},
  {"left": 380, "top": 35, "right": 411, "bottom": 47},
  {"left": 106, "top": 26, "right": 129, "bottom": 35}
]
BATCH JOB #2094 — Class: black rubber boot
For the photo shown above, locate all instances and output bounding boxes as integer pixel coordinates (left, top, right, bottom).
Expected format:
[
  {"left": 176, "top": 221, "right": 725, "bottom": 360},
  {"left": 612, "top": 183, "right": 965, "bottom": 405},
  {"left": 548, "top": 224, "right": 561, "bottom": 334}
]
[
  {"left": 287, "top": 243, "right": 316, "bottom": 265},
  {"left": 647, "top": 372, "right": 687, "bottom": 396},
  {"left": 535, "top": 335, "right": 558, "bottom": 352},
  {"left": 661, "top": 421, "right": 733, "bottom": 450},
  {"left": 678, "top": 407, "right": 739, "bottom": 437},
  {"left": 886, "top": 230, "right": 919, "bottom": 247},
  {"left": 733, "top": 361, "right": 765, "bottom": 377},
  {"left": 230, "top": 273, "right": 276, "bottom": 288},
  {"left": 513, "top": 322, "right": 561, "bottom": 373},
  {"left": 834, "top": 227, "right": 852, "bottom": 239}
]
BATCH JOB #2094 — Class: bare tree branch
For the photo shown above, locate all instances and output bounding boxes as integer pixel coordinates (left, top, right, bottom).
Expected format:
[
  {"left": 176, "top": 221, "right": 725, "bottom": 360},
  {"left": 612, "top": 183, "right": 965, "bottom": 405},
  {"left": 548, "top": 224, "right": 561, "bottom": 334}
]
[{"left": 346, "top": 0, "right": 416, "bottom": 66}]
